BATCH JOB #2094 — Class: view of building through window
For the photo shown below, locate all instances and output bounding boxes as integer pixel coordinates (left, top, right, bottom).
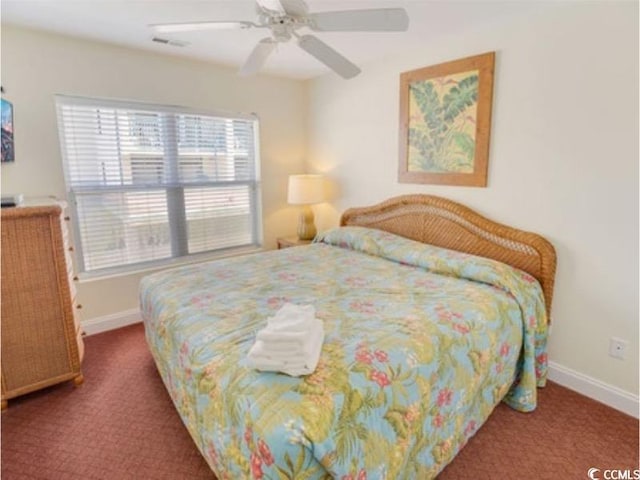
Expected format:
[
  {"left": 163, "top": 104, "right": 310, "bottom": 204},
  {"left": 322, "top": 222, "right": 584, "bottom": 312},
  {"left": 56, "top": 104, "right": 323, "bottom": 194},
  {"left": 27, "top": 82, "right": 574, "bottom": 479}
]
[{"left": 56, "top": 97, "right": 260, "bottom": 274}]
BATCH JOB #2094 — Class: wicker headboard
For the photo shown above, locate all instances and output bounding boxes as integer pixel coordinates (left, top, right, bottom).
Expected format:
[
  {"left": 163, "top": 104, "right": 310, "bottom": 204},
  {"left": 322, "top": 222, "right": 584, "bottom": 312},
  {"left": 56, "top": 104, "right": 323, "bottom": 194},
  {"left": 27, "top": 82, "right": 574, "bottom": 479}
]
[{"left": 340, "top": 194, "right": 557, "bottom": 319}]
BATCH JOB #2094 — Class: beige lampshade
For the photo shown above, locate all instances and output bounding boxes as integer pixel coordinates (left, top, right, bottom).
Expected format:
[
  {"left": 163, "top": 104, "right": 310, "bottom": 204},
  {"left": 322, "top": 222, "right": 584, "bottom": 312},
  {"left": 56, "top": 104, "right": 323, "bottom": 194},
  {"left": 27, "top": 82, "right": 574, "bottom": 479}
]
[{"left": 287, "top": 174, "right": 325, "bottom": 205}]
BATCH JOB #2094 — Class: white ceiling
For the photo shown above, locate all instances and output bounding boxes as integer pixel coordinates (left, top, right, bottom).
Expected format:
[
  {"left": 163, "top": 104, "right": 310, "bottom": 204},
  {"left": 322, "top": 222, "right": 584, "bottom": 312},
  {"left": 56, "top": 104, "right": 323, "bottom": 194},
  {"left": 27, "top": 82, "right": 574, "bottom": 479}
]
[{"left": 1, "top": 0, "right": 554, "bottom": 79}]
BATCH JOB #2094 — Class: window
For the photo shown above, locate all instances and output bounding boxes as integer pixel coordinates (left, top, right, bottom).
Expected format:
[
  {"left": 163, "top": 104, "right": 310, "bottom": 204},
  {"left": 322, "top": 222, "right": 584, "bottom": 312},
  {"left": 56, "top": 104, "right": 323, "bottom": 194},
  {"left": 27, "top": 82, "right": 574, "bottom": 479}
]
[{"left": 56, "top": 95, "right": 261, "bottom": 276}]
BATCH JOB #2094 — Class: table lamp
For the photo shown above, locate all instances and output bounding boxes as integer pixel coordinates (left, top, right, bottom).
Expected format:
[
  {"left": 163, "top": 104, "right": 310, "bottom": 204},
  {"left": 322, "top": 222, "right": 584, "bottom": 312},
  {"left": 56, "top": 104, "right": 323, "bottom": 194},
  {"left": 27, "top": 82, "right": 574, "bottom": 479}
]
[{"left": 287, "top": 174, "right": 325, "bottom": 241}]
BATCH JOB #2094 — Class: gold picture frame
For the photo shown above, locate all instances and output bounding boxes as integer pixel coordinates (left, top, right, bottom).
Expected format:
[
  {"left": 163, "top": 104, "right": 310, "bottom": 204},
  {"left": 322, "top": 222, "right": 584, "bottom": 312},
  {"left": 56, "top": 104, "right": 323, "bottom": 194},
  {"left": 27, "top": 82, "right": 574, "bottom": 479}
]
[{"left": 398, "top": 52, "right": 495, "bottom": 187}]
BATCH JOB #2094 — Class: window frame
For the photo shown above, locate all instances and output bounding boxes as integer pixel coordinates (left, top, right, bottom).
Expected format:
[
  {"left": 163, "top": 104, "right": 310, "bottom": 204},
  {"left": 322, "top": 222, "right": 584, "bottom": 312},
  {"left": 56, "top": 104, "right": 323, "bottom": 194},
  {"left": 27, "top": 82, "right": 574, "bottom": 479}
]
[{"left": 56, "top": 95, "right": 263, "bottom": 280}]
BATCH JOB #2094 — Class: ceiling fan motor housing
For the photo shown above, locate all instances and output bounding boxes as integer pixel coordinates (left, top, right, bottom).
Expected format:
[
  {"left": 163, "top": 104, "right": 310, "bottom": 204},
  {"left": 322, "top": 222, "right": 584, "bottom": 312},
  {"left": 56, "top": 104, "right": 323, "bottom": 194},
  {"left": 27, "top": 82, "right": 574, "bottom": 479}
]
[{"left": 261, "top": 12, "right": 307, "bottom": 42}]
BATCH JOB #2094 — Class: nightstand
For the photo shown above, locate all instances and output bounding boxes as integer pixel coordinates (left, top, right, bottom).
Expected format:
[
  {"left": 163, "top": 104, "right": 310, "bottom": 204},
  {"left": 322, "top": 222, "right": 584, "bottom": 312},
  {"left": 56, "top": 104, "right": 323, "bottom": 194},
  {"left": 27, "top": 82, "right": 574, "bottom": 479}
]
[{"left": 277, "top": 236, "right": 312, "bottom": 249}]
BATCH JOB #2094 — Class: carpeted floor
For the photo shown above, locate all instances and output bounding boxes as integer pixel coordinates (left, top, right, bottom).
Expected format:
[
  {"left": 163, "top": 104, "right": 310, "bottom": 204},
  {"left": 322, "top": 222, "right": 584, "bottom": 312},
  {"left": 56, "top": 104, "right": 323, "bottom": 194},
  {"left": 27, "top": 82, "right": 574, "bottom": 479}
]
[{"left": 1, "top": 323, "right": 638, "bottom": 479}]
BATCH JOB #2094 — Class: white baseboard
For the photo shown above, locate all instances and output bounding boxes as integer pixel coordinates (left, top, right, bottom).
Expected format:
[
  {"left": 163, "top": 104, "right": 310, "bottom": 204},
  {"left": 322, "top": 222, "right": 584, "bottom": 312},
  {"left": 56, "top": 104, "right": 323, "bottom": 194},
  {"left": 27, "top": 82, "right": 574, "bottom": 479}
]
[
  {"left": 82, "top": 308, "right": 142, "bottom": 336},
  {"left": 548, "top": 361, "right": 639, "bottom": 418},
  {"left": 81, "top": 310, "right": 639, "bottom": 418}
]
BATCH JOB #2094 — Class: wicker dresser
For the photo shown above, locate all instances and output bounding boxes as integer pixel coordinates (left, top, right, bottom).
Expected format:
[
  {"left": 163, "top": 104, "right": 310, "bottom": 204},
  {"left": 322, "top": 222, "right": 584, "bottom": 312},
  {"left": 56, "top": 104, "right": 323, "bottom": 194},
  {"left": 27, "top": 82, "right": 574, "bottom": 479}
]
[{"left": 1, "top": 202, "right": 84, "bottom": 409}]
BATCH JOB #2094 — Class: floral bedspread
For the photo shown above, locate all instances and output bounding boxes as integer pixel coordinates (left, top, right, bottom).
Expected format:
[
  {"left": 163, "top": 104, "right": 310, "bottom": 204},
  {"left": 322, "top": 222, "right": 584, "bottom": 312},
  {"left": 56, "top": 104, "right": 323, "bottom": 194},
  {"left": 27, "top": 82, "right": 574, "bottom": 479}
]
[{"left": 140, "top": 226, "right": 548, "bottom": 480}]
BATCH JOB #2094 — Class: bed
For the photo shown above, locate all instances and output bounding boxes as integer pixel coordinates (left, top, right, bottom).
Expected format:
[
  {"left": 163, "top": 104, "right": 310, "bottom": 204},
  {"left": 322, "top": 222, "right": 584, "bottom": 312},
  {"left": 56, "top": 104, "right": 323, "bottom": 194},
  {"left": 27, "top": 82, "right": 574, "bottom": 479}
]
[{"left": 140, "top": 194, "right": 556, "bottom": 479}]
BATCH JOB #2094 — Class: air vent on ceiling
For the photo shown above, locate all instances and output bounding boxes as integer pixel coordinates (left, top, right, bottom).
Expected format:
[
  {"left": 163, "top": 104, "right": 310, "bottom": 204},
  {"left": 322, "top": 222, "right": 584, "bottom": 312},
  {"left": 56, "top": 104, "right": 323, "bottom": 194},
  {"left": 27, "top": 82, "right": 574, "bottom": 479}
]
[{"left": 152, "top": 37, "right": 189, "bottom": 47}]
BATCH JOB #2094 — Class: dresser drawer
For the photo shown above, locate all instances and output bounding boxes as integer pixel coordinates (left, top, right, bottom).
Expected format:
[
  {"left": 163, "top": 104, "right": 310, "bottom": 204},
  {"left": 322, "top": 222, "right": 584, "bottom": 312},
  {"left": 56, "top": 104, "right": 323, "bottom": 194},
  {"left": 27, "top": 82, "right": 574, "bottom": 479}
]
[
  {"left": 69, "top": 276, "right": 78, "bottom": 302},
  {"left": 72, "top": 301, "right": 83, "bottom": 329},
  {"left": 76, "top": 327, "right": 85, "bottom": 363}
]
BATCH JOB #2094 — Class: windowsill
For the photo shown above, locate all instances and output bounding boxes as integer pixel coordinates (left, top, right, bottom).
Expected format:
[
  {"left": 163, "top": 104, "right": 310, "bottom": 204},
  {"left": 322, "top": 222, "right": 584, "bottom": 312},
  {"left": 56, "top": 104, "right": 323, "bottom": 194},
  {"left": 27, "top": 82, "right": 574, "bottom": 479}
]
[{"left": 77, "top": 245, "right": 264, "bottom": 283}]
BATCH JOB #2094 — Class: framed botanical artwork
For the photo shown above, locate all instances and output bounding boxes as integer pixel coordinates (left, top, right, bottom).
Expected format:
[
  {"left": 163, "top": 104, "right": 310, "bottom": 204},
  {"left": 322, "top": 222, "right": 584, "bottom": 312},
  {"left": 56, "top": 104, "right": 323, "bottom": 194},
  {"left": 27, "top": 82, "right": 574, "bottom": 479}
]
[
  {"left": 398, "top": 52, "right": 495, "bottom": 187},
  {"left": 1, "top": 98, "right": 15, "bottom": 163}
]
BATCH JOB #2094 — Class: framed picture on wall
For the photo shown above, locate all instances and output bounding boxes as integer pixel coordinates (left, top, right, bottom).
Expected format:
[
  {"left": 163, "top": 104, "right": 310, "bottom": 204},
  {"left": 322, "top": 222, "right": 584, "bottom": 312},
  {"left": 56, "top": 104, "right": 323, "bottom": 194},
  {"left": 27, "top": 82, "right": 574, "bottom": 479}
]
[
  {"left": 398, "top": 52, "right": 495, "bottom": 187},
  {"left": 1, "top": 98, "right": 15, "bottom": 163}
]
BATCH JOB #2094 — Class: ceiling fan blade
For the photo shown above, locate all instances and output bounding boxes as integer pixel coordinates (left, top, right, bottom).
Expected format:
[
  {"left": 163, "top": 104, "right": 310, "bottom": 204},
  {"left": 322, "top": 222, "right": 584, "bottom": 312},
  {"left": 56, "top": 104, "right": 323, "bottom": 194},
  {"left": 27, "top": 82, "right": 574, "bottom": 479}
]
[
  {"left": 297, "top": 35, "right": 361, "bottom": 79},
  {"left": 151, "top": 21, "right": 254, "bottom": 34},
  {"left": 309, "top": 8, "right": 409, "bottom": 32},
  {"left": 279, "top": 0, "right": 308, "bottom": 17},
  {"left": 255, "top": 0, "right": 286, "bottom": 14},
  {"left": 239, "top": 38, "right": 277, "bottom": 76},
  {"left": 255, "top": 0, "right": 307, "bottom": 16}
]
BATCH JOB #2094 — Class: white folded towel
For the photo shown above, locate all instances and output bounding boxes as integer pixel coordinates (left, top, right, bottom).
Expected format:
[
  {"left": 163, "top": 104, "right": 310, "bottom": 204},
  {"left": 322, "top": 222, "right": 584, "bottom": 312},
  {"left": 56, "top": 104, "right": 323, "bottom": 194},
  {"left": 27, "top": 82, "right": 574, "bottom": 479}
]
[
  {"left": 250, "top": 330, "right": 324, "bottom": 377},
  {"left": 256, "top": 329, "right": 312, "bottom": 347},
  {"left": 247, "top": 304, "right": 324, "bottom": 377},
  {"left": 252, "top": 319, "right": 323, "bottom": 360},
  {"left": 266, "top": 303, "right": 316, "bottom": 332},
  {"left": 252, "top": 337, "right": 307, "bottom": 354}
]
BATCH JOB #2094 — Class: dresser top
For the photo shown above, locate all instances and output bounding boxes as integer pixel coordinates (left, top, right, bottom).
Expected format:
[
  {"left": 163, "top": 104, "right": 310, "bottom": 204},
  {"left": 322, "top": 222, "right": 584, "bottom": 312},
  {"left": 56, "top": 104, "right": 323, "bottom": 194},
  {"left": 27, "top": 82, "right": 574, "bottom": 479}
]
[
  {"left": 20, "top": 196, "right": 65, "bottom": 207},
  {"left": 1, "top": 199, "right": 66, "bottom": 219}
]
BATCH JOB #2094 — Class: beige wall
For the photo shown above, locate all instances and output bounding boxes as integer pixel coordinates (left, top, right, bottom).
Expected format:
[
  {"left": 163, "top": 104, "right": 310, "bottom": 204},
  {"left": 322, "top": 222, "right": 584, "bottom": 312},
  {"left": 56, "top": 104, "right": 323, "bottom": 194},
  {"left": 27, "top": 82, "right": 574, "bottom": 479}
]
[
  {"left": 0, "top": 25, "right": 308, "bottom": 319},
  {"left": 307, "top": 2, "right": 639, "bottom": 395}
]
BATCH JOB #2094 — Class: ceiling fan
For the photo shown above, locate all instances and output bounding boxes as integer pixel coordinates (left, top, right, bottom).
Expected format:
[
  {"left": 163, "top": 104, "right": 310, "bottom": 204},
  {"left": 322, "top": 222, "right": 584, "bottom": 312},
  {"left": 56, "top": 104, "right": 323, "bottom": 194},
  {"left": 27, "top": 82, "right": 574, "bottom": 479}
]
[{"left": 151, "top": 0, "right": 409, "bottom": 79}]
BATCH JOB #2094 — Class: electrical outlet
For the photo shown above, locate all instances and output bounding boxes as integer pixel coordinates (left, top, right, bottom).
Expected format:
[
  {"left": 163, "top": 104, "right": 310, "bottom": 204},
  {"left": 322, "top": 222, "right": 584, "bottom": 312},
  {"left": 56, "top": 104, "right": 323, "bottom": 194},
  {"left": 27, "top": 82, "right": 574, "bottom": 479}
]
[{"left": 609, "top": 337, "right": 628, "bottom": 360}]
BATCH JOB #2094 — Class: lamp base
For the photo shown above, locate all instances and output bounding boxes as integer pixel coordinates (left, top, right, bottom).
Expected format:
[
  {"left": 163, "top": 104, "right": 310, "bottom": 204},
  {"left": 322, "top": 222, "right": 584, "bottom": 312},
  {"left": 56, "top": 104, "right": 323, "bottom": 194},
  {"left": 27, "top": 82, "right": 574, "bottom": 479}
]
[{"left": 297, "top": 206, "right": 317, "bottom": 241}]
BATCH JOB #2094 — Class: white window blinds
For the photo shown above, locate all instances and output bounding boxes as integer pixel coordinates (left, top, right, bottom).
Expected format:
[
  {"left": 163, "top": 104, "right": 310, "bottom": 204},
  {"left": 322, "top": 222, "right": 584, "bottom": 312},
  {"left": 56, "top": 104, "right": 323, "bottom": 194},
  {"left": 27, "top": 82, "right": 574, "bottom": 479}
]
[{"left": 56, "top": 95, "right": 261, "bottom": 275}]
